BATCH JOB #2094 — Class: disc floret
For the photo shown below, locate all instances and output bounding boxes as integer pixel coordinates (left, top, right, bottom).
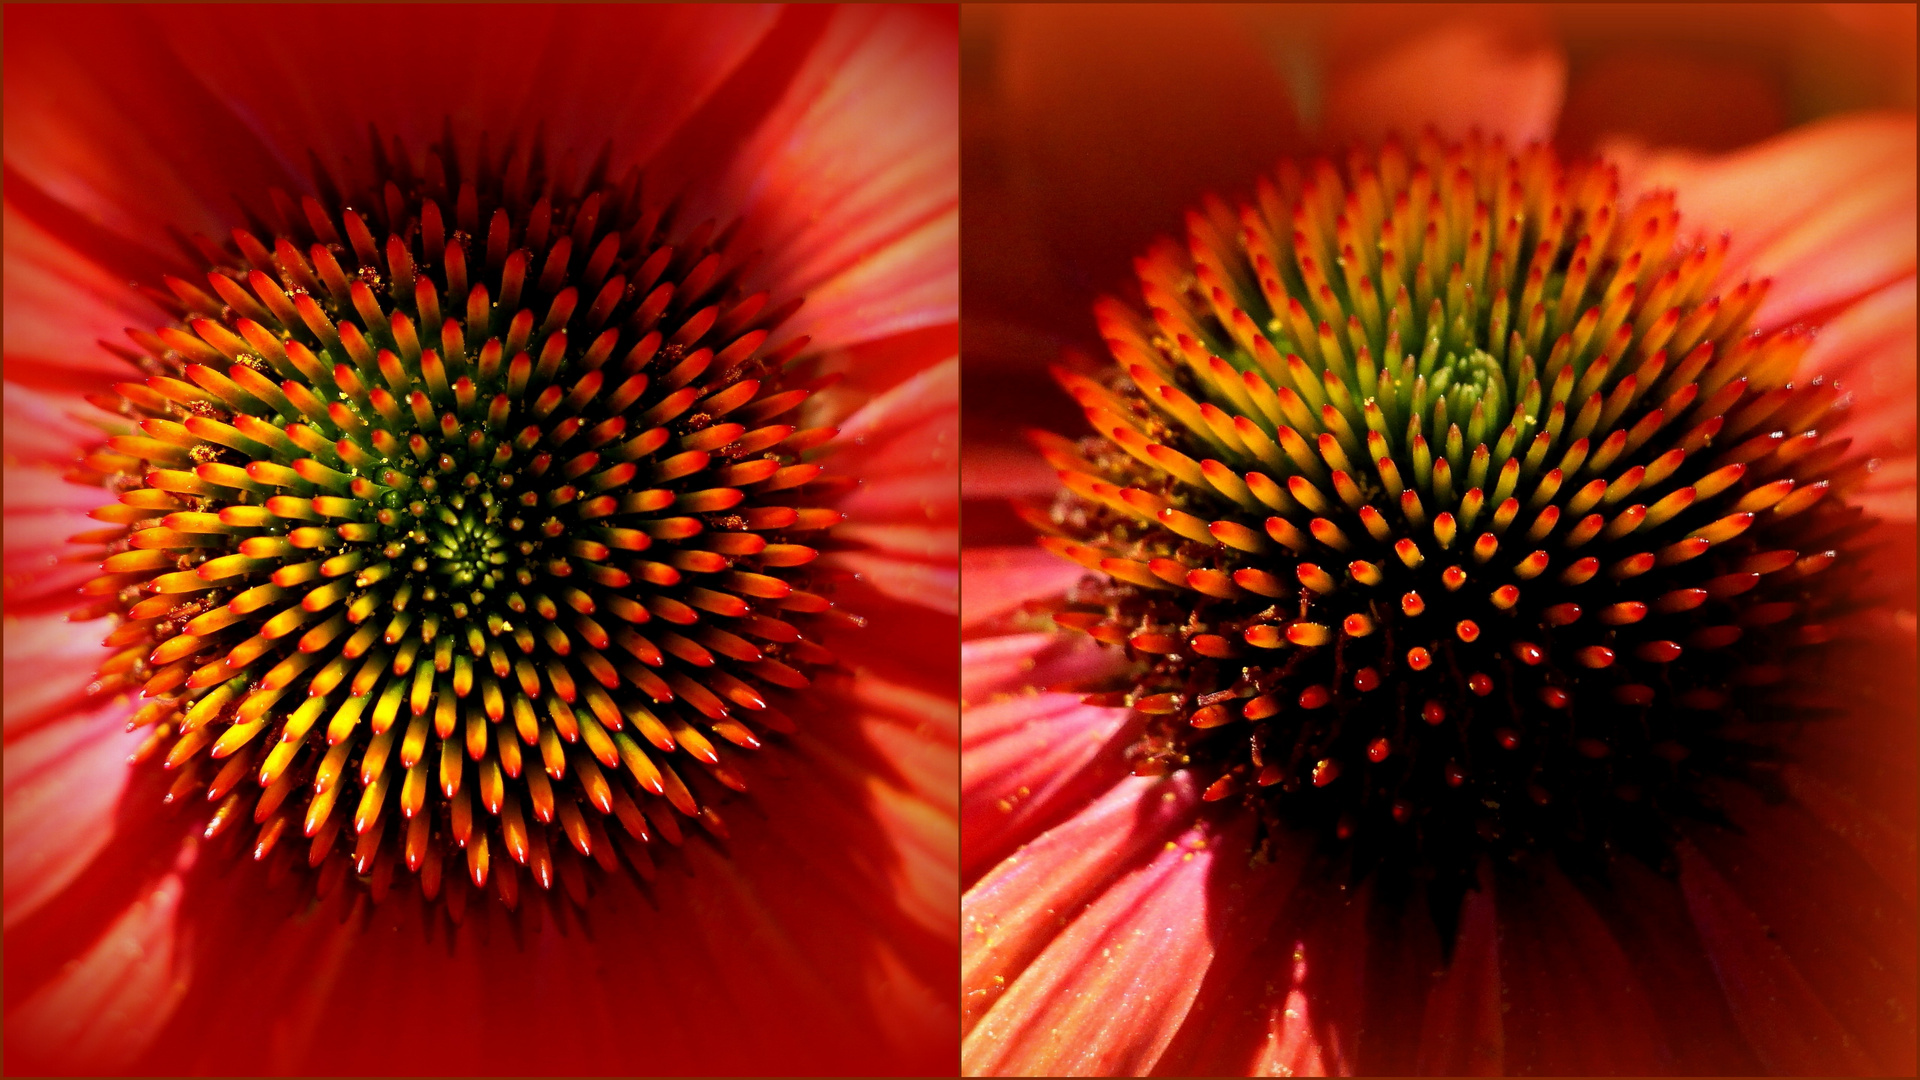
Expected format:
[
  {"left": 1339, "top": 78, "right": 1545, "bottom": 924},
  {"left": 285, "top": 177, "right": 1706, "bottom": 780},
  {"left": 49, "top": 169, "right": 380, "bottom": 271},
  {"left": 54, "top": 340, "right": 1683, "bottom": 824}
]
[
  {"left": 76, "top": 133, "right": 846, "bottom": 916},
  {"left": 1038, "top": 131, "right": 1874, "bottom": 899}
]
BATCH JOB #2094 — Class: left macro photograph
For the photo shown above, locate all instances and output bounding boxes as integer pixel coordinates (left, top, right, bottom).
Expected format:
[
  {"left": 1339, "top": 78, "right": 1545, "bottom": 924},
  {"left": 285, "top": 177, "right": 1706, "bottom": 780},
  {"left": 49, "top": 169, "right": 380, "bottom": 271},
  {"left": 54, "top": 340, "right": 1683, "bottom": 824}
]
[{"left": 2, "top": 4, "right": 959, "bottom": 1076}]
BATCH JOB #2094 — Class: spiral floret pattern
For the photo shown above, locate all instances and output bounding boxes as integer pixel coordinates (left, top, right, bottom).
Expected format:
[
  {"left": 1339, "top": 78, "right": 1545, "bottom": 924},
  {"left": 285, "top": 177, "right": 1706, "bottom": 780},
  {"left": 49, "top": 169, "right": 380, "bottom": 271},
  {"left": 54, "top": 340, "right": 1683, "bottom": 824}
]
[
  {"left": 75, "top": 134, "right": 845, "bottom": 915},
  {"left": 1037, "top": 132, "right": 1876, "bottom": 900}
]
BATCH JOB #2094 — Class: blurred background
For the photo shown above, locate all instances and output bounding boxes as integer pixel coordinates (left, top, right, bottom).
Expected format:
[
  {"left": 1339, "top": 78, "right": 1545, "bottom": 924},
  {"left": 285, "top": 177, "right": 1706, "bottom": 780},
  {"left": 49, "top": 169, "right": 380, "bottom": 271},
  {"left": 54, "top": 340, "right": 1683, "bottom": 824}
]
[{"left": 961, "top": 2, "right": 1917, "bottom": 549}]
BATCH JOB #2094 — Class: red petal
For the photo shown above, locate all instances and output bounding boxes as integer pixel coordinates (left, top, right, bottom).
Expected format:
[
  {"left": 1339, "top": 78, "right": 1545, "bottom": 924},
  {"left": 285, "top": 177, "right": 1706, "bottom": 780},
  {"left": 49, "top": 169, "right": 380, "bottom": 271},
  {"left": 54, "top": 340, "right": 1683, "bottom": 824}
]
[
  {"left": 1686, "top": 785, "right": 1916, "bottom": 1073},
  {"left": 1413, "top": 878, "right": 1505, "bottom": 1074},
  {"left": 1151, "top": 839, "right": 1374, "bottom": 1076},
  {"left": 1493, "top": 866, "right": 1674, "bottom": 1073},
  {"left": 1679, "top": 842, "right": 1883, "bottom": 1074}
]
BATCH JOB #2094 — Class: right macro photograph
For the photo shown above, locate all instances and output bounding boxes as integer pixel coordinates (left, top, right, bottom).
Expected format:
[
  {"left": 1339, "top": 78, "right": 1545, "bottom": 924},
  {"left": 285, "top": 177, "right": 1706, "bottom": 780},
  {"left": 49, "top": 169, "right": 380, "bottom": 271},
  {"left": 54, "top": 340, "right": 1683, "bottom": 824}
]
[{"left": 958, "top": 4, "right": 1916, "bottom": 1076}]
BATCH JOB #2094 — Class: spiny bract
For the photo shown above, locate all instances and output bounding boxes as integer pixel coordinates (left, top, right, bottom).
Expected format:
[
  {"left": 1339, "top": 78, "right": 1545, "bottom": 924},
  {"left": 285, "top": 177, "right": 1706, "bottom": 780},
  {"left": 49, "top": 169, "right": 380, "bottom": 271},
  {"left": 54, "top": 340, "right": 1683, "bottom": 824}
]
[
  {"left": 75, "top": 129, "right": 847, "bottom": 917},
  {"left": 1036, "top": 131, "right": 1875, "bottom": 909}
]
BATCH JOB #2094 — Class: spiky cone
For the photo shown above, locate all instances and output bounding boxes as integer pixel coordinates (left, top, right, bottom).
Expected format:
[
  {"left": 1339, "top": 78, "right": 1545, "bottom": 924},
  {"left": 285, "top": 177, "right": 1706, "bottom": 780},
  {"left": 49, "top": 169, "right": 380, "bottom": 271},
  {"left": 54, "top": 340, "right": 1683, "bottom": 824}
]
[
  {"left": 4, "top": 5, "right": 957, "bottom": 1075},
  {"left": 1034, "top": 129, "right": 1883, "bottom": 923},
  {"left": 71, "top": 139, "right": 851, "bottom": 913}
]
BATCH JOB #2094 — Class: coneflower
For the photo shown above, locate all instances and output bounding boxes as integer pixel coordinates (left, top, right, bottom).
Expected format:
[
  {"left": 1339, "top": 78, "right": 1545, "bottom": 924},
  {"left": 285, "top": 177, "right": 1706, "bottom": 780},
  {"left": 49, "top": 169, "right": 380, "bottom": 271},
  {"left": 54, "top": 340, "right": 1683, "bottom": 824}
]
[
  {"left": 79, "top": 136, "right": 844, "bottom": 916},
  {"left": 1033, "top": 130, "right": 1872, "bottom": 933}
]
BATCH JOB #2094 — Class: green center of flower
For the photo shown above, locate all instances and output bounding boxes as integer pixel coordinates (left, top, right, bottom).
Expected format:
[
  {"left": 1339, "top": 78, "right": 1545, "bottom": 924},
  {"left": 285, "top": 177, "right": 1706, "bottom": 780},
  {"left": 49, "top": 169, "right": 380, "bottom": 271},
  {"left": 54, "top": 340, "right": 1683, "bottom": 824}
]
[
  {"left": 429, "top": 503, "right": 507, "bottom": 594},
  {"left": 78, "top": 134, "right": 846, "bottom": 917},
  {"left": 1040, "top": 132, "right": 1871, "bottom": 923}
]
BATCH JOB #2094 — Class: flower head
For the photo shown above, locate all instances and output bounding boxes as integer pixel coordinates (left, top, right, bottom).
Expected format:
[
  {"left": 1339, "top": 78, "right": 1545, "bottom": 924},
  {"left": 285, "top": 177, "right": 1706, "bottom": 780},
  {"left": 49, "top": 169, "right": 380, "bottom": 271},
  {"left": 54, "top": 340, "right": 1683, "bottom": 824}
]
[
  {"left": 6, "top": 5, "right": 957, "bottom": 1074},
  {"left": 74, "top": 128, "right": 847, "bottom": 911},
  {"left": 1037, "top": 128, "right": 1877, "bottom": 935}
]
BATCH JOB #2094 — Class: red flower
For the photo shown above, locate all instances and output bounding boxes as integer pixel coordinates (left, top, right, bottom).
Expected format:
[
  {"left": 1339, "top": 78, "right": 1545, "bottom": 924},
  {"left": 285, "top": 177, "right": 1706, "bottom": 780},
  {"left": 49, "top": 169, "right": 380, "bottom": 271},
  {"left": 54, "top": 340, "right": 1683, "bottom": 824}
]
[
  {"left": 961, "top": 6, "right": 1913, "bottom": 1075},
  {"left": 5, "top": 5, "right": 957, "bottom": 1074}
]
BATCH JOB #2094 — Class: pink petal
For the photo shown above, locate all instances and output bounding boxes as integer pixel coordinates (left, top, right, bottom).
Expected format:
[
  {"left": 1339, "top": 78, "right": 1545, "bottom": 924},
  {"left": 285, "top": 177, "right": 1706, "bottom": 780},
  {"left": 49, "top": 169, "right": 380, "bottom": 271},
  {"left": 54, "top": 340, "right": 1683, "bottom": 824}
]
[
  {"left": 803, "top": 324, "right": 959, "bottom": 432},
  {"left": 3, "top": 517, "right": 101, "bottom": 616},
  {"left": 829, "top": 354, "right": 958, "bottom": 459},
  {"left": 825, "top": 551, "right": 957, "bottom": 616},
  {"left": 1555, "top": 47, "right": 1786, "bottom": 156},
  {"left": 1607, "top": 112, "right": 1917, "bottom": 329},
  {"left": 960, "top": 631, "right": 1122, "bottom": 704},
  {"left": 961, "top": 546, "right": 1087, "bottom": 631},
  {"left": 2, "top": 453, "right": 104, "bottom": 616},
  {"left": 831, "top": 469, "right": 956, "bottom": 532},
  {"left": 1, "top": 383, "right": 106, "bottom": 467},
  {"left": 813, "top": 572, "right": 958, "bottom": 713},
  {"left": 827, "top": 357, "right": 959, "bottom": 556},
  {"left": 962, "top": 681, "right": 1110, "bottom": 754},
  {"left": 4, "top": 696, "right": 145, "bottom": 929},
  {"left": 1324, "top": 22, "right": 1567, "bottom": 146},
  {"left": 3, "top": 7, "right": 290, "bottom": 268},
  {"left": 961, "top": 442, "right": 1061, "bottom": 549},
  {"left": 834, "top": 523, "right": 957, "bottom": 562},
  {"left": 964, "top": 777, "right": 1224, "bottom": 1074},
  {"left": 961, "top": 690, "right": 1134, "bottom": 885},
  {"left": 2, "top": 198, "right": 158, "bottom": 386},
  {"left": 1782, "top": 578, "right": 1918, "bottom": 904},
  {"left": 701, "top": 7, "right": 955, "bottom": 354},
  {"left": 3, "top": 615, "right": 117, "bottom": 734},
  {"left": 2, "top": 465, "right": 102, "bottom": 517},
  {"left": 818, "top": 359, "right": 961, "bottom": 615},
  {"left": 960, "top": 633, "right": 1056, "bottom": 703},
  {"left": 1783, "top": 761, "right": 1918, "bottom": 910},
  {"left": 4, "top": 746, "right": 204, "bottom": 1076},
  {"left": 1800, "top": 276, "right": 1917, "bottom": 523},
  {"left": 964, "top": 441, "right": 1059, "bottom": 500},
  {"left": 963, "top": 774, "right": 1201, "bottom": 1029},
  {"left": 1, "top": 500, "right": 92, "bottom": 556}
]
